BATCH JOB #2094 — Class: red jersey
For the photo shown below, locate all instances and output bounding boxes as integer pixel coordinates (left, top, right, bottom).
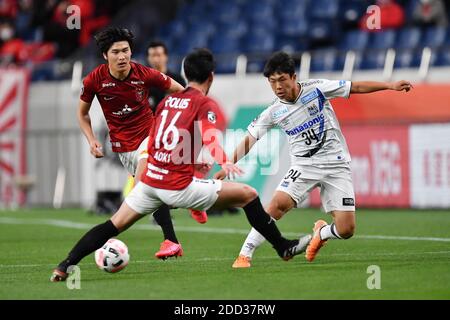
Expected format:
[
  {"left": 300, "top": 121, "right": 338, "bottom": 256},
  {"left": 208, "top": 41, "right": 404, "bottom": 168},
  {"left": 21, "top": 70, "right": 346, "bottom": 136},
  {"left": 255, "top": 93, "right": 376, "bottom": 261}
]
[
  {"left": 142, "top": 87, "right": 227, "bottom": 190},
  {"left": 80, "top": 61, "right": 171, "bottom": 152}
]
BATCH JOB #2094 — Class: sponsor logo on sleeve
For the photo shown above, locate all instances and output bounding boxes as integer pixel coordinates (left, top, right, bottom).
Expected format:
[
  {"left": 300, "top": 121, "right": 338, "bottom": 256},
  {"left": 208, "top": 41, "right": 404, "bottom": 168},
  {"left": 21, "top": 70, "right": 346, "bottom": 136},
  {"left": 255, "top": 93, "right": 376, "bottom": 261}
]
[
  {"left": 343, "top": 198, "right": 355, "bottom": 206},
  {"left": 300, "top": 90, "right": 319, "bottom": 104},
  {"left": 271, "top": 107, "right": 288, "bottom": 119}
]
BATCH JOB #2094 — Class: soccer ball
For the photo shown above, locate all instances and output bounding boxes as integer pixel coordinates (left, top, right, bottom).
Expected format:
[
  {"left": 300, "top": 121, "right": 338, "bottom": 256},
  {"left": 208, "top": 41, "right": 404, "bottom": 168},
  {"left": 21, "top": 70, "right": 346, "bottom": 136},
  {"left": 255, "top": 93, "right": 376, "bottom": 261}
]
[{"left": 94, "top": 239, "right": 130, "bottom": 273}]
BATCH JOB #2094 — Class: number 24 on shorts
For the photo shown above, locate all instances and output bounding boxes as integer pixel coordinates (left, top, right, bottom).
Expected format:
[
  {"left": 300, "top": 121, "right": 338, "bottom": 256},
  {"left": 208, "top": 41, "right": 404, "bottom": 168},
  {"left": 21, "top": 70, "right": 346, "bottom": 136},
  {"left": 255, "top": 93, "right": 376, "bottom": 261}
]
[{"left": 284, "top": 169, "right": 301, "bottom": 182}]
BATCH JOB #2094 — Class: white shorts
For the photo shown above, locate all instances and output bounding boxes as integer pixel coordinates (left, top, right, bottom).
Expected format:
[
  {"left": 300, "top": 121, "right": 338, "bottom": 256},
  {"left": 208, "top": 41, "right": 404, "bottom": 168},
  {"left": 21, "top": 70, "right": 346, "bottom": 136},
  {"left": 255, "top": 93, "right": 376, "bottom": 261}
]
[
  {"left": 117, "top": 137, "right": 149, "bottom": 175},
  {"left": 276, "top": 163, "right": 356, "bottom": 213},
  {"left": 125, "top": 178, "right": 223, "bottom": 215}
]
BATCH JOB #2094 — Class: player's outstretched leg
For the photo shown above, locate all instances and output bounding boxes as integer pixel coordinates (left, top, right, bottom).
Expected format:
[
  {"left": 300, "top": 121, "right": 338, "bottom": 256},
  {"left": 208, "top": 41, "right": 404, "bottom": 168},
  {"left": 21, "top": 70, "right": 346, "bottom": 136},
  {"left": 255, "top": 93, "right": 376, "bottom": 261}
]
[
  {"left": 305, "top": 211, "right": 355, "bottom": 262},
  {"left": 233, "top": 227, "right": 311, "bottom": 268},
  {"left": 213, "top": 182, "right": 305, "bottom": 261},
  {"left": 232, "top": 227, "right": 265, "bottom": 268},
  {"left": 152, "top": 204, "right": 184, "bottom": 259},
  {"left": 189, "top": 209, "right": 208, "bottom": 224},
  {"left": 50, "top": 202, "right": 143, "bottom": 282}
]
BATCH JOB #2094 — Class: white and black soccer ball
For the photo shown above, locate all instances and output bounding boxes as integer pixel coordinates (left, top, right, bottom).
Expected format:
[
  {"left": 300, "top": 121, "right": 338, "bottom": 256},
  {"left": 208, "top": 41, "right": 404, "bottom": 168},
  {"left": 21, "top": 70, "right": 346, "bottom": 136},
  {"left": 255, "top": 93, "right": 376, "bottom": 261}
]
[{"left": 95, "top": 239, "right": 130, "bottom": 273}]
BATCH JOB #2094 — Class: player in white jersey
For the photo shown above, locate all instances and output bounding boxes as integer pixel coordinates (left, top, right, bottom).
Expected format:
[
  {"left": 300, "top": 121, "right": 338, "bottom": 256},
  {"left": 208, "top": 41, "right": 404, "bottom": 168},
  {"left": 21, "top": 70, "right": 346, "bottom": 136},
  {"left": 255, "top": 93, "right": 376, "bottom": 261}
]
[{"left": 214, "top": 52, "right": 413, "bottom": 268}]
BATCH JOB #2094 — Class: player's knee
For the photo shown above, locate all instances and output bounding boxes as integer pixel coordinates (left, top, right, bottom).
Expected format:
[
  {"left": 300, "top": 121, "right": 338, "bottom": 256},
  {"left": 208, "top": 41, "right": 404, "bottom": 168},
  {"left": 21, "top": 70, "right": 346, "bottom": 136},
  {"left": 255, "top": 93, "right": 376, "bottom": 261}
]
[
  {"left": 267, "top": 204, "right": 285, "bottom": 220},
  {"left": 337, "top": 223, "right": 355, "bottom": 239},
  {"left": 243, "top": 185, "right": 258, "bottom": 203}
]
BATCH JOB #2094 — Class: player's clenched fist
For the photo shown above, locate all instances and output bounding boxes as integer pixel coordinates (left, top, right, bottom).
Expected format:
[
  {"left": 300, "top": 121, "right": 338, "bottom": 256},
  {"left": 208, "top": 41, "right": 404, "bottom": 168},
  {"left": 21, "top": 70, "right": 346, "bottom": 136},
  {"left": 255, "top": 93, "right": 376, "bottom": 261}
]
[
  {"left": 89, "top": 140, "right": 104, "bottom": 158},
  {"left": 391, "top": 80, "right": 413, "bottom": 92}
]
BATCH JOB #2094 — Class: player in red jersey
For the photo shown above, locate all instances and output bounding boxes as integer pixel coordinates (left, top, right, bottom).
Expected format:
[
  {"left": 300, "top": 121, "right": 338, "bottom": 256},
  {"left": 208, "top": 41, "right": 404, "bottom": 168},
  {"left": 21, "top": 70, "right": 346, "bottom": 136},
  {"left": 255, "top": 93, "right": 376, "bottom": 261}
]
[
  {"left": 51, "top": 49, "right": 308, "bottom": 282},
  {"left": 76, "top": 27, "right": 199, "bottom": 260}
]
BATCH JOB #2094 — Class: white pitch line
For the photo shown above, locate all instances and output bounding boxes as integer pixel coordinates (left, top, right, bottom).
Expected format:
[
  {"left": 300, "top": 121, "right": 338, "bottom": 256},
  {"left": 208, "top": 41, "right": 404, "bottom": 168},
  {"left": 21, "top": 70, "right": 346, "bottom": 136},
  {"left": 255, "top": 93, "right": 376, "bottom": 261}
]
[
  {"left": 1, "top": 216, "right": 450, "bottom": 243},
  {"left": 1, "top": 251, "right": 449, "bottom": 269}
]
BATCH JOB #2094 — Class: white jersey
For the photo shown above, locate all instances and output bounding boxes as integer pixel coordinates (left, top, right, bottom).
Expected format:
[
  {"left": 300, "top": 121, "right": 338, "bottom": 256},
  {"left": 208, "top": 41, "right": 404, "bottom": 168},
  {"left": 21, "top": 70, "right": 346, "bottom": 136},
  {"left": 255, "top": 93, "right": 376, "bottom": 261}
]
[{"left": 247, "top": 79, "right": 352, "bottom": 166}]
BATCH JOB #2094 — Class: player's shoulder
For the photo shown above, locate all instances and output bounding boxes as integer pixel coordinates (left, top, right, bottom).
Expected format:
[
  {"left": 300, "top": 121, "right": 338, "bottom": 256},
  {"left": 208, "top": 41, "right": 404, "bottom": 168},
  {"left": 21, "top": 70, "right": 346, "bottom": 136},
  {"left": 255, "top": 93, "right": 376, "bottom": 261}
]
[
  {"left": 133, "top": 62, "right": 166, "bottom": 78},
  {"left": 83, "top": 64, "right": 108, "bottom": 88},
  {"left": 300, "top": 79, "right": 329, "bottom": 88},
  {"left": 264, "top": 97, "right": 283, "bottom": 112}
]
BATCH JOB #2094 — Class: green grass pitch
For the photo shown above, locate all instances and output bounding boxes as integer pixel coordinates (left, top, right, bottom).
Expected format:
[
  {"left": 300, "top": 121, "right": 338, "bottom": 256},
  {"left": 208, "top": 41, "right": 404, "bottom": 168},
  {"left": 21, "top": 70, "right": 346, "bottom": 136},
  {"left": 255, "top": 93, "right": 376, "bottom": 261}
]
[{"left": 0, "top": 208, "right": 449, "bottom": 299}]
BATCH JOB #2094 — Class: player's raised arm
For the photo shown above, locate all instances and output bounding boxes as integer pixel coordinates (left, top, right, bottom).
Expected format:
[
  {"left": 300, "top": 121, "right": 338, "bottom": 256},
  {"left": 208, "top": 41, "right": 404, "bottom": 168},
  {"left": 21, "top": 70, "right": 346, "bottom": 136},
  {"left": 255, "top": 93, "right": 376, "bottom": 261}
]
[
  {"left": 77, "top": 99, "right": 104, "bottom": 158},
  {"left": 201, "top": 117, "right": 243, "bottom": 180},
  {"left": 167, "top": 77, "right": 185, "bottom": 93},
  {"left": 350, "top": 80, "right": 413, "bottom": 94},
  {"left": 213, "top": 133, "right": 257, "bottom": 180},
  {"left": 232, "top": 133, "right": 258, "bottom": 164}
]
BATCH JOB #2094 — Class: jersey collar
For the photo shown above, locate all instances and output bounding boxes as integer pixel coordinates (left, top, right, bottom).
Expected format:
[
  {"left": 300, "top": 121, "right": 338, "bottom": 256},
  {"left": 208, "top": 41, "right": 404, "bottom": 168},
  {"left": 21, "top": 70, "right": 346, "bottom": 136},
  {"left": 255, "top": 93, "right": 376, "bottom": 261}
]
[{"left": 108, "top": 63, "right": 133, "bottom": 82}]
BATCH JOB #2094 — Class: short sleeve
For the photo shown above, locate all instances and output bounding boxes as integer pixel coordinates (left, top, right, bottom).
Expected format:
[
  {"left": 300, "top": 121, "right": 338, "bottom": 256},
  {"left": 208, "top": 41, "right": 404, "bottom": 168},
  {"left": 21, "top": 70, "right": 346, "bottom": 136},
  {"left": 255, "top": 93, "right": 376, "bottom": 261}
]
[
  {"left": 145, "top": 67, "right": 172, "bottom": 91},
  {"left": 316, "top": 79, "right": 352, "bottom": 99},
  {"left": 197, "top": 98, "right": 220, "bottom": 127},
  {"left": 247, "top": 108, "right": 275, "bottom": 140},
  {"left": 80, "top": 75, "right": 96, "bottom": 103}
]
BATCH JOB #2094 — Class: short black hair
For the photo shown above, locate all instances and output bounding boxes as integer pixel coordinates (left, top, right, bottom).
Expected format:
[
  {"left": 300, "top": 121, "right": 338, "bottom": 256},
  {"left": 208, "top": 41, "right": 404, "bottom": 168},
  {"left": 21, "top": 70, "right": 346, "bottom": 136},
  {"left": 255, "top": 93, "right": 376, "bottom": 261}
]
[
  {"left": 94, "top": 27, "right": 135, "bottom": 54},
  {"left": 263, "top": 51, "right": 296, "bottom": 78},
  {"left": 183, "top": 48, "right": 215, "bottom": 83},
  {"left": 147, "top": 41, "right": 168, "bottom": 55}
]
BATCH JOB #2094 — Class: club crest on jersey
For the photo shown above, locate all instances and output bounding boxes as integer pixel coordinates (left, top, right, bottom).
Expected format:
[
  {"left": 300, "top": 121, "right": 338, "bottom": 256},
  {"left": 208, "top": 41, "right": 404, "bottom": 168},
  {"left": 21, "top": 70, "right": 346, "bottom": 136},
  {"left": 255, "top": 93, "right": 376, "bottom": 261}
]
[
  {"left": 207, "top": 111, "right": 217, "bottom": 124},
  {"left": 135, "top": 89, "right": 144, "bottom": 102},
  {"left": 308, "top": 104, "right": 319, "bottom": 116}
]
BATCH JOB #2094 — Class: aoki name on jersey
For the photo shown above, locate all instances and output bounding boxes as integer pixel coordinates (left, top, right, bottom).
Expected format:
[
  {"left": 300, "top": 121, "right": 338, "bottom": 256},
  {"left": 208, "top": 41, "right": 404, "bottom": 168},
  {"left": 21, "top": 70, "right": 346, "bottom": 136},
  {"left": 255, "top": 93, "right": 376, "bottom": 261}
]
[
  {"left": 285, "top": 113, "right": 325, "bottom": 136},
  {"left": 153, "top": 151, "right": 171, "bottom": 163}
]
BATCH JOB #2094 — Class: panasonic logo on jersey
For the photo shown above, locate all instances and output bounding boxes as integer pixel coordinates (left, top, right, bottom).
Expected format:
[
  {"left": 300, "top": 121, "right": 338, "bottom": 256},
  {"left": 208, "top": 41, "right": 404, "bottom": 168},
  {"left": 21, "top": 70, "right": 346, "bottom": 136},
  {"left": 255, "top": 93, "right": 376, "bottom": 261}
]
[{"left": 285, "top": 113, "right": 325, "bottom": 136}]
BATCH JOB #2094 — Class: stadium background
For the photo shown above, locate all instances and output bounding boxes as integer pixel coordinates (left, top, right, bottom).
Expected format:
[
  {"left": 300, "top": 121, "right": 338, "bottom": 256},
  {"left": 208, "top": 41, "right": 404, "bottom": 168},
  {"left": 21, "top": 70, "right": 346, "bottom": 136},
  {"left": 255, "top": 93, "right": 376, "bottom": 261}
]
[
  {"left": 0, "top": 0, "right": 449, "bottom": 302},
  {"left": 1, "top": 0, "right": 449, "bottom": 210}
]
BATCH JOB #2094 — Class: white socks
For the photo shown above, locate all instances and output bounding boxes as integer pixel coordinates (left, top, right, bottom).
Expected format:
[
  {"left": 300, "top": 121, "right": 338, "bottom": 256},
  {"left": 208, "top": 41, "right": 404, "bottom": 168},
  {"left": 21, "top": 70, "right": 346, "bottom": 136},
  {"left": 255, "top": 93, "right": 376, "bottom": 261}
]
[
  {"left": 239, "top": 227, "right": 266, "bottom": 258},
  {"left": 319, "top": 223, "right": 342, "bottom": 240},
  {"left": 239, "top": 222, "right": 343, "bottom": 258}
]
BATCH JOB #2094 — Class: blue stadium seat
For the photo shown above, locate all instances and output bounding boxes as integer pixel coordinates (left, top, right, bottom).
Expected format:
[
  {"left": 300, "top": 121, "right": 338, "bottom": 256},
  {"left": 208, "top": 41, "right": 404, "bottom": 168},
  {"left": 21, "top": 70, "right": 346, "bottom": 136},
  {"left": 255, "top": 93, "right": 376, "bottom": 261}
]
[
  {"left": 210, "top": 2, "right": 241, "bottom": 24},
  {"left": 396, "top": 48, "right": 439, "bottom": 68},
  {"left": 309, "top": 0, "right": 339, "bottom": 19},
  {"left": 308, "top": 19, "right": 335, "bottom": 43},
  {"left": 244, "top": 1, "right": 274, "bottom": 22},
  {"left": 422, "top": 27, "right": 447, "bottom": 48},
  {"left": 242, "top": 31, "right": 275, "bottom": 53},
  {"left": 435, "top": 47, "right": 450, "bottom": 66},
  {"left": 339, "top": 0, "right": 367, "bottom": 26},
  {"left": 215, "top": 54, "right": 239, "bottom": 74},
  {"left": 369, "top": 30, "right": 397, "bottom": 50},
  {"left": 361, "top": 49, "right": 387, "bottom": 70},
  {"left": 209, "top": 34, "right": 241, "bottom": 54},
  {"left": 158, "top": 20, "right": 186, "bottom": 41},
  {"left": 334, "top": 50, "right": 363, "bottom": 71},
  {"left": 279, "top": 18, "right": 308, "bottom": 37},
  {"left": 310, "top": 49, "right": 338, "bottom": 72},
  {"left": 395, "top": 27, "right": 422, "bottom": 49},
  {"left": 394, "top": 48, "right": 416, "bottom": 68},
  {"left": 217, "top": 20, "right": 248, "bottom": 38},
  {"left": 278, "top": 3, "right": 307, "bottom": 20},
  {"left": 339, "top": 30, "right": 369, "bottom": 51},
  {"left": 246, "top": 57, "right": 267, "bottom": 73},
  {"left": 276, "top": 36, "right": 309, "bottom": 53},
  {"left": 445, "top": 27, "right": 450, "bottom": 46},
  {"left": 174, "top": 32, "right": 209, "bottom": 56}
]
